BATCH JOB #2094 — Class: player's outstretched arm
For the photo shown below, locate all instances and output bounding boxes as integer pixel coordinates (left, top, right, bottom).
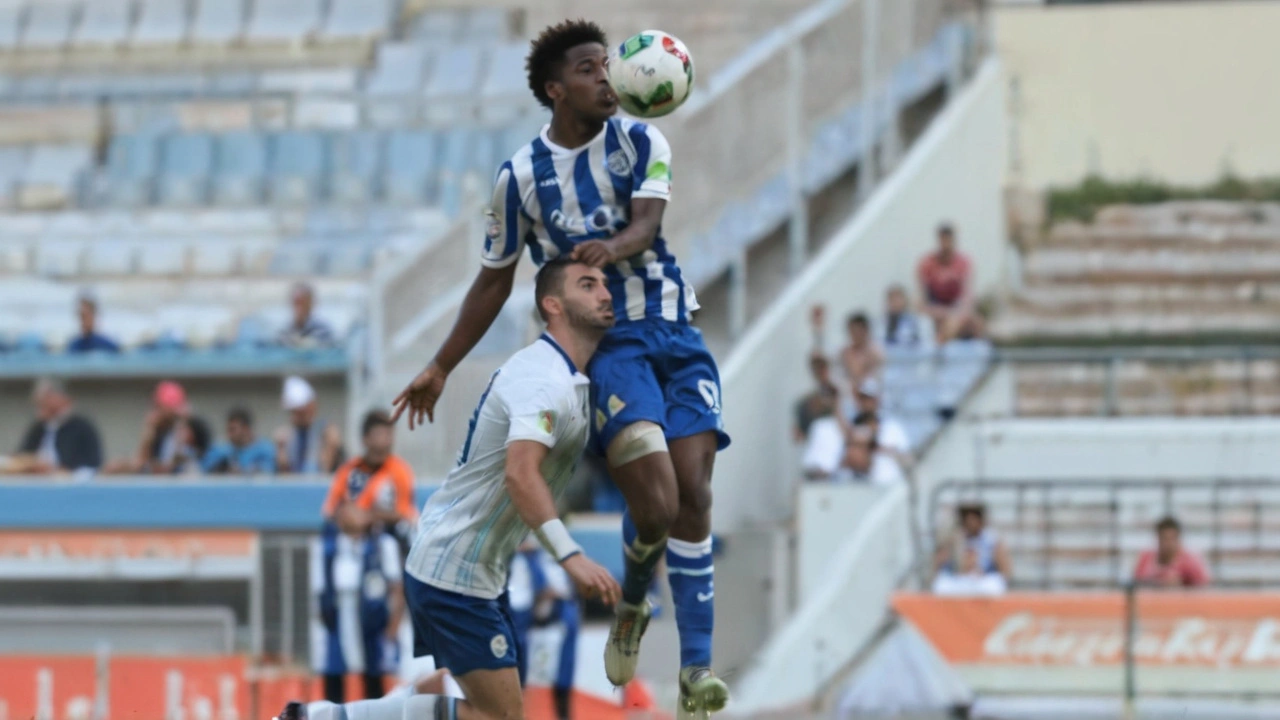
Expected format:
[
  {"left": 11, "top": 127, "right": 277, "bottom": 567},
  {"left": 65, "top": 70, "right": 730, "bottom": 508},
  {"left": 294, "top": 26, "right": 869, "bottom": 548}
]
[
  {"left": 572, "top": 198, "right": 666, "bottom": 268},
  {"left": 391, "top": 264, "right": 517, "bottom": 428},
  {"left": 506, "top": 440, "right": 621, "bottom": 605}
]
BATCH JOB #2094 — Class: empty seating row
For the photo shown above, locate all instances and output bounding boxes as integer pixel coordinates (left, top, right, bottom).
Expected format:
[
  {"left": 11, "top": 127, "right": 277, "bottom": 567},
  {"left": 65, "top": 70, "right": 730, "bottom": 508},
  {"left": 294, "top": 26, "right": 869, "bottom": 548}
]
[{"left": 96, "top": 126, "right": 525, "bottom": 208}]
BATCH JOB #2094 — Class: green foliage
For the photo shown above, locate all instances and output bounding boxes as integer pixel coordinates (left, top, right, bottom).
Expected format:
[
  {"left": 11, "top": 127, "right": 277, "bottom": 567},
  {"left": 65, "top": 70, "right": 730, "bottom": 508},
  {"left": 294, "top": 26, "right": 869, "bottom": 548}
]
[{"left": 1046, "top": 174, "right": 1280, "bottom": 223}]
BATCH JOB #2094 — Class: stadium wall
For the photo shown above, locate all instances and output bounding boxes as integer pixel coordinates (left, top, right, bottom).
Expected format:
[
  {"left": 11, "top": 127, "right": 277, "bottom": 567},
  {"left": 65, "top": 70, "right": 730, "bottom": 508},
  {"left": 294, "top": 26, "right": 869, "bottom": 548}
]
[
  {"left": 996, "top": 0, "right": 1280, "bottom": 188},
  {"left": 713, "top": 56, "right": 1007, "bottom": 534}
]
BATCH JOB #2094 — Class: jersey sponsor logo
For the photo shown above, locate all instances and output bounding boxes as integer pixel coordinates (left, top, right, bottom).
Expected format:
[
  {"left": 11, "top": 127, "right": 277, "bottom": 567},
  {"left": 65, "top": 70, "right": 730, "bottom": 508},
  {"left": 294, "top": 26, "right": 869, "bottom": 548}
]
[
  {"left": 550, "top": 205, "right": 626, "bottom": 237},
  {"left": 490, "top": 634, "right": 510, "bottom": 658},
  {"left": 538, "top": 177, "right": 559, "bottom": 188},
  {"left": 606, "top": 148, "right": 633, "bottom": 177},
  {"left": 607, "top": 394, "right": 627, "bottom": 417},
  {"left": 646, "top": 160, "right": 671, "bottom": 183},
  {"left": 538, "top": 410, "right": 556, "bottom": 435}
]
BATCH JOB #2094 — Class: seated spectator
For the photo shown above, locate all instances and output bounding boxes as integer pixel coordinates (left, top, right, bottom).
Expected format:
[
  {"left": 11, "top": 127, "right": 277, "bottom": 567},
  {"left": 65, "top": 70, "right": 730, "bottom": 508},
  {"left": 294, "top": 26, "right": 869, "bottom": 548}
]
[
  {"left": 66, "top": 291, "right": 120, "bottom": 354},
  {"left": 203, "top": 407, "right": 277, "bottom": 475},
  {"left": 1133, "top": 516, "right": 1210, "bottom": 589},
  {"left": 881, "top": 284, "right": 934, "bottom": 350},
  {"left": 833, "top": 424, "right": 904, "bottom": 485},
  {"left": 853, "top": 378, "right": 910, "bottom": 458},
  {"left": 7, "top": 378, "right": 102, "bottom": 477},
  {"left": 278, "top": 282, "right": 336, "bottom": 348},
  {"left": 840, "top": 312, "right": 884, "bottom": 390},
  {"left": 322, "top": 410, "right": 417, "bottom": 535},
  {"left": 794, "top": 353, "right": 840, "bottom": 442},
  {"left": 932, "top": 503, "right": 1010, "bottom": 596},
  {"left": 800, "top": 394, "right": 844, "bottom": 480},
  {"left": 276, "top": 376, "right": 345, "bottom": 473},
  {"left": 917, "top": 223, "right": 984, "bottom": 343},
  {"left": 106, "top": 381, "right": 211, "bottom": 475}
]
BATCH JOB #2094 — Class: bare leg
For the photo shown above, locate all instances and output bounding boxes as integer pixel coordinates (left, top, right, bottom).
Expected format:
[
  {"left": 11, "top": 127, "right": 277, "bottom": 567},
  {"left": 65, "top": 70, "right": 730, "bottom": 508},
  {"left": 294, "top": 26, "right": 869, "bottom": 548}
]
[{"left": 446, "top": 667, "right": 525, "bottom": 720}]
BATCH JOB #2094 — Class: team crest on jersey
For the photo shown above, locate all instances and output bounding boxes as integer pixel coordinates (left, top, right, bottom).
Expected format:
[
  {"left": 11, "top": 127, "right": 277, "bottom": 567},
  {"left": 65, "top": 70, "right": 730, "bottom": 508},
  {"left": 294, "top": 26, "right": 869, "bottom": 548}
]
[
  {"left": 607, "top": 394, "right": 627, "bottom": 417},
  {"left": 363, "top": 571, "right": 387, "bottom": 600},
  {"left": 490, "top": 634, "right": 509, "bottom": 658},
  {"left": 538, "top": 410, "right": 556, "bottom": 435},
  {"left": 606, "top": 149, "right": 632, "bottom": 177}
]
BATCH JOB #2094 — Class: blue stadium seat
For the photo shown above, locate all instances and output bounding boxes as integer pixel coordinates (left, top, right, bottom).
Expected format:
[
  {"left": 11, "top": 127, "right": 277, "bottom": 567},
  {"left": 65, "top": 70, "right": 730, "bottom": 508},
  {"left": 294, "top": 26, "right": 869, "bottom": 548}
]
[
  {"left": 192, "top": 0, "right": 244, "bottom": 44},
  {"left": 435, "top": 128, "right": 472, "bottom": 214},
  {"left": 384, "top": 130, "right": 439, "bottom": 205},
  {"left": 22, "top": 3, "right": 74, "bottom": 49},
  {"left": 158, "top": 133, "right": 214, "bottom": 206},
  {"left": 0, "top": 147, "right": 27, "bottom": 207},
  {"left": 247, "top": 0, "right": 322, "bottom": 43},
  {"left": 269, "top": 131, "right": 327, "bottom": 205},
  {"left": 423, "top": 44, "right": 483, "bottom": 124},
  {"left": 364, "top": 42, "right": 430, "bottom": 96},
  {"left": 132, "top": 0, "right": 188, "bottom": 46},
  {"left": 461, "top": 8, "right": 508, "bottom": 41},
  {"left": 212, "top": 131, "right": 268, "bottom": 206},
  {"left": 321, "top": 0, "right": 393, "bottom": 40},
  {"left": 328, "top": 130, "right": 383, "bottom": 204},
  {"left": 408, "top": 9, "right": 462, "bottom": 42},
  {"left": 479, "top": 42, "right": 529, "bottom": 124},
  {"left": 105, "top": 134, "right": 160, "bottom": 206},
  {"left": 0, "top": 5, "right": 24, "bottom": 50},
  {"left": 74, "top": 0, "right": 134, "bottom": 46}
]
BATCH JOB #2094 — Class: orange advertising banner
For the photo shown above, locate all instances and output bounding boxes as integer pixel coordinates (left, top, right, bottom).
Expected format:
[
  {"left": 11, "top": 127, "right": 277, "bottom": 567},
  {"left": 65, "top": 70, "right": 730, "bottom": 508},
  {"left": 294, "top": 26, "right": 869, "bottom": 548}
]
[
  {"left": 893, "top": 592, "right": 1280, "bottom": 668},
  {"left": 0, "top": 530, "right": 257, "bottom": 560}
]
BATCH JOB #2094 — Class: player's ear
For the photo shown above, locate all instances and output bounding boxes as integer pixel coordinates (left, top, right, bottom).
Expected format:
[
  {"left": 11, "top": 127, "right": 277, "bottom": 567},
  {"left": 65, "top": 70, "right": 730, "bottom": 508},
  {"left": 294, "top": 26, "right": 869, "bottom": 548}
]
[
  {"left": 545, "top": 78, "right": 563, "bottom": 104},
  {"left": 541, "top": 295, "right": 563, "bottom": 320}
]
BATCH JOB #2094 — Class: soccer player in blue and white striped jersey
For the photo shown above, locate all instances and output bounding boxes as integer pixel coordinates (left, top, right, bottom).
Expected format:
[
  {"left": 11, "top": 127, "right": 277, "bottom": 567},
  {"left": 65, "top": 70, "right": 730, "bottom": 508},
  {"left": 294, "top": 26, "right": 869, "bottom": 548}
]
[{"left": 393, "top": 20, "right": 730, "bottom": 717}]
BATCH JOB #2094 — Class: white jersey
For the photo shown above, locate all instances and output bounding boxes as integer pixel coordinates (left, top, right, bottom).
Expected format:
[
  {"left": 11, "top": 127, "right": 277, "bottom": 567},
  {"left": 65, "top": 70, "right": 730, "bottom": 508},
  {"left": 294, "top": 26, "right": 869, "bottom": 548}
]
[
  {"left": 481, "top": 117, "right": 699, "bottom": 325},
  {"left": 405, "top": 334, "right": 591, "bottom": 599}
]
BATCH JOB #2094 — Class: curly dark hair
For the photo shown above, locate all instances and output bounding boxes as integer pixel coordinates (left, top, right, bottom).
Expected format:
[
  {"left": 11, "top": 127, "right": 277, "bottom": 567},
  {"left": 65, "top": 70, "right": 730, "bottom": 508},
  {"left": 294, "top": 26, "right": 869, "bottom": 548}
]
[{"left": 526, "top": 19, "right": 609, "bottom": 109}]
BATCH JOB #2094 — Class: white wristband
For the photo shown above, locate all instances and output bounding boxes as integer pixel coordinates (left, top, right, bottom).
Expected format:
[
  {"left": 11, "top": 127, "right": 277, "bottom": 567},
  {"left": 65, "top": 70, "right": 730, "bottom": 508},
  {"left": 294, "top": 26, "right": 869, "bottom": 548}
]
[{"left": 535, "top": 519, "right": 581, "bottom": 562}]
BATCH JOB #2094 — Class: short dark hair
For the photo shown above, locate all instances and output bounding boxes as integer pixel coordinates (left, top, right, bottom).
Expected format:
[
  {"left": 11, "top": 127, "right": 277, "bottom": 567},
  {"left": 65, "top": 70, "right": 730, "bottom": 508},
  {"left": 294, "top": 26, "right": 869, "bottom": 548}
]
[
  {"left": 937, "top": 222, "right": 955, "bottom": 237},
  {"left": 362, "top": 409, "right": 393, "bottom": 437},
  {"left": 526, "top": 19, "right": 609, "bottom": 109},
  {"left": 852, "top": 411, "right": 879, "bottom": 426},
  {"left": 534, "top": 257, "right": 581, "bottom": 322},
  {"left": 227, "top": 406, "right": 253, "bottom": 427},
  {"left": 846, "top": 312, "right": 870, "bottom": 328},
  {"left": 957, "top": 502, "right": 985, "bottom": 522},
  {"left": 1155, "top": 516, "right": 1181, "bottom": 534}
]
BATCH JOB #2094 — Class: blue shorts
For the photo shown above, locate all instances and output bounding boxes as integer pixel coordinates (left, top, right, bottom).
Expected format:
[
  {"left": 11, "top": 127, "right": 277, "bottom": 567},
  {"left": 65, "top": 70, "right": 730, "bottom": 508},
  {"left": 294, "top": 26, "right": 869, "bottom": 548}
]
[
  {"left": 405, "top": 573, "right": 520, "bottom": 678},
  {"left": 588, "top": 319, "right": 731, "bottom": 456}
]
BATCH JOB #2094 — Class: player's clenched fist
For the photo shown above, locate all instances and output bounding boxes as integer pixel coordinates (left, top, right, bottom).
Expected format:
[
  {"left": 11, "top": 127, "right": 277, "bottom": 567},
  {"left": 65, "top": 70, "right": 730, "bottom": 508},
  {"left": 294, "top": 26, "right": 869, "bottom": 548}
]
[
  {"left": 391, "top": 361, "right": 448, "bottom": 430},
  {"left": 562, "top": 554, "right": 622, "bottom": 606}
]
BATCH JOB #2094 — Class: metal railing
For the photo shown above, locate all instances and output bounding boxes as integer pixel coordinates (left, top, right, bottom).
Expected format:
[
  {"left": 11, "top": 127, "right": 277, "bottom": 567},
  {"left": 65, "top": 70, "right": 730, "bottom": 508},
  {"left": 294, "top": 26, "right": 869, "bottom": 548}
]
[{"left": 930, "top": 478, "right": 1280, "bottom": 590}]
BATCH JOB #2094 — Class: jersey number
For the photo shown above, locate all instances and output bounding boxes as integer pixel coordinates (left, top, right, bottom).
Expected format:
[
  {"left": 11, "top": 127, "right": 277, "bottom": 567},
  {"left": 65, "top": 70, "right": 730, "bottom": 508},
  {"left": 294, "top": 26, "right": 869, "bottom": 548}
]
[{"left": 458, "top": 370, "right": 501, "bottom": 466}]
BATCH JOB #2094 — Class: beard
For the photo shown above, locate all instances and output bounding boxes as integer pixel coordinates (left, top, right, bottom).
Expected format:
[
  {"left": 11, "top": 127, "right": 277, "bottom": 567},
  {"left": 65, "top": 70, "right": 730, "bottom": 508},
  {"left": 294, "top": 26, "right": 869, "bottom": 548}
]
[{"left": 564, "top": 302, "right": 614, "bottom": 333}]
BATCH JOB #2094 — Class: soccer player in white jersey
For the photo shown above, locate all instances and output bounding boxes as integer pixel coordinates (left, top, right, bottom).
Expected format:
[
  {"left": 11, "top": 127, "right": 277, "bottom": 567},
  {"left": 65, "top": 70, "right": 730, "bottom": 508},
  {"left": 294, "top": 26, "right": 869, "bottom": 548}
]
[
  {"left": 392, "top": 20, "right": 731, "bottom": 718},
  {"left": 400, "top": 259, "right": 621, "bottom": 720}
]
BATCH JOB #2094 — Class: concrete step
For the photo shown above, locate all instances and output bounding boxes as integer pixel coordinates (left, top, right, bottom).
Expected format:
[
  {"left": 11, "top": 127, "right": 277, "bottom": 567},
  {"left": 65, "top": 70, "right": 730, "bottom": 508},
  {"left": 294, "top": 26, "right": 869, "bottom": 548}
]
[
  {"left": 1022, "top": 246, "right": 1280, "bottom": 283},
  {"left": 991, "top": 309, "right": 1280, "bottom": 341}
]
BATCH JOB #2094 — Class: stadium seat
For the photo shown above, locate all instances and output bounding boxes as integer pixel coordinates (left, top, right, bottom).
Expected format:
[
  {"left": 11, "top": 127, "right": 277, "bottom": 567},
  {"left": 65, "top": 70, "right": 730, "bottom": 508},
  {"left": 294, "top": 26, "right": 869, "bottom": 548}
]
[
  {"left": 212, "top": 131, "right": 268, "bottom": 206},
  {"left": 104, "top": 134, "right": 160, "bottom": 207},
  {"left": 291, "top": 98, "right": 359, "bottom": 130},
  {"left": 364, "top": 41, "right": 430, "bottom": 96},
  {"left": 19, "top": 144, "right": 92, "bottom": 210},
  {"left": 0, "top": 146, "right": 28, "bottom": 208},
  {"left": 83, "top": 240, "right": 137, "bottom": 276},
  {"left": 190, "top": 240, "right": 242, "bottom": 276},
  {"left": 246, "top": 0, "right": 322, "bottom": 44},
  {"left": 461, "top": 8, "right": 508, "bottom": 41},
  {"left": 321, "top": 0, "right": 393, "bottom": 40},
  {"left": 384, "top": 129, "right": 438, "bottom": 205},
  {"left": 21, "top": 2, "right": 75, "bottom": 49},
  {"left": 34, "top": 241, "right": 83, "bottom": 277},
  {"left": 192, "top": 0, "right": 245, "bottom": 44},
  {"left": 0, "top": 5, "right": 24, "bottom": 50},
  {"left": 422, "top": 44, "right": 483, "bottom": 125},
  {"left": 73, "top": 0, "right": 135, "bottom": 48},
  {"left": 158, "top": 133, "right": 214, "bottom": 206},
  {"left": 258, "top": 68, "right": 358, "bottom": 94},
  {"left": 268, "top": 130, "right": 327, "bottom": 205},
  {"left": 435, "top": 127, "right": 472, "bottom": 213},
  {"left": 408, "top": 9, "right": 463, "bottom": 42},
  {"left": 137, "top": 242, "right": 190, "bottom": 276},
  {"left": 479, "top": 41, "right": 529, "bottom": 125},
  {"left": 132, "top": 0, "right": 189, "bottom": 46},
  {"left": 328, "top": 130, "right": 383, "bottom": 204}
]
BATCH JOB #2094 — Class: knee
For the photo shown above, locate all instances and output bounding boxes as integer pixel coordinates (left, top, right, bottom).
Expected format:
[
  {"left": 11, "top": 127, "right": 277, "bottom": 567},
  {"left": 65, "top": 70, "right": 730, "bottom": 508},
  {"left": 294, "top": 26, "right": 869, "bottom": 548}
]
[
  {"left": 679, "top": 475, "right": 713, "bottom": 520},
  {"left": 631, "top": 488, "right": 679, "bottom": 537}
]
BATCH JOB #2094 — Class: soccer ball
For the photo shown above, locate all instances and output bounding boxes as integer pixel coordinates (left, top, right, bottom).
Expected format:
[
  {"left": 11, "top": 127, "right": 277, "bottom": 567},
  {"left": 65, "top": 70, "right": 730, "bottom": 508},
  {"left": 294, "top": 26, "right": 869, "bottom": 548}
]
[{"left": 608, "top": 30, "right": 695, "bottom": 119}]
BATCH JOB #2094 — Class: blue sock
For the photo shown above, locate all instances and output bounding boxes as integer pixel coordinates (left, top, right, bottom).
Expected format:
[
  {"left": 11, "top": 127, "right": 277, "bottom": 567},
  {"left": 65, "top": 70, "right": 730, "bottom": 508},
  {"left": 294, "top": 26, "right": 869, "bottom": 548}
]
[
  {"left": 621, "top": 509, "right": 666, "bottom": 606},
  {"left": 667, "top": 536, "right": 714, "bottom": 668}
]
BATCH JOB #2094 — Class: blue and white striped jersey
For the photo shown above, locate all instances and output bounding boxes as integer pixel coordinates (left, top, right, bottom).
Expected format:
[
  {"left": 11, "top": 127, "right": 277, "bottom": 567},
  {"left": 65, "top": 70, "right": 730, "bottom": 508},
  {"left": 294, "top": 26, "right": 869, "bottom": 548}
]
[{"left": 481, "top": 117, "right": 699, "bottom": 324}]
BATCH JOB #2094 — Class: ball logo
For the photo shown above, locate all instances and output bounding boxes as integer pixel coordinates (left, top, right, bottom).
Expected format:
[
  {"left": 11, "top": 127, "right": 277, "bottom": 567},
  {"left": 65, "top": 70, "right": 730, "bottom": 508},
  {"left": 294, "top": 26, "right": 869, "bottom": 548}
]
[
  {"left": 697, "top": 379, "right": 722, "bottom": 415},
  {"left": 490, "top": 634, "right": 509, "bottom": 658}
]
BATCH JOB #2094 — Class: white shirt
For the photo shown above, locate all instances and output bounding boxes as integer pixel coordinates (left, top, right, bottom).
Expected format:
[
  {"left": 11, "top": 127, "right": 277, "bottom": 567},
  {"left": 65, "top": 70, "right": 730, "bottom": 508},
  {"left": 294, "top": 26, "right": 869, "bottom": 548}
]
[
  {"left": 834, "top": 454, "right": 905, "bottom": 486},
  {"left": 878, "top": 417, "right": 910, "bottom": 454},
  {"left": 406, "top": 335, "right": 591, "bottom": 599}
]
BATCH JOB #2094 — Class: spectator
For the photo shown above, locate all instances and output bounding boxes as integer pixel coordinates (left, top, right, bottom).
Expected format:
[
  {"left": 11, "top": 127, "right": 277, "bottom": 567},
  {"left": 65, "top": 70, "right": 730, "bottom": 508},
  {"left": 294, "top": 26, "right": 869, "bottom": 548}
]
[
  {"left": 8, "top": 378, "right": 102, "bottom": 477},
  {"left": 66, "top": 291, "right": 120, "bottom": 354},
  {"left": 311, "top": 500, "right": 403, "bottom": 704},
  {"left": 171, "top": 416, "right": 212, "bottom": 477},
  {"left": 794, "top": 353, "right": 840, "bottom": 442},
  {"left": 833, "top": 424, "right": 904, "bottom": 485},
  {"left": 800, "top": 393, "right": 844, "bottom": 480},
  {"left": 840, "top": 312, "right": 884, "bottom": 390},
  {"left": 1133, "top": 516, "right": 1210, "bottom": 589},
  {"left": 932, "top": 503, "right": 1011, "bottom": 596},
  {"left": 278, "top": 282, "right": 336, "bottom": 348},
  {"left": 853, "top": 378, "right": 910, "bottom": 456},
  {"left": 881, "top": 284, "right": 934, "bottom": 350},
  {"left": 917, "top": 223, "right": 984, "bottom": 343},
  {"left": 203, "top": 407, "right": 277, "bottom": 475},
  {"left": 276, "top": 376, "right": 345, "bottom": 473},
  {"left": 322, "top": 410, "right": 417, "bottom": 545},
  {"left": 106, "top": 381, "right": 209, "bottom": 475}
]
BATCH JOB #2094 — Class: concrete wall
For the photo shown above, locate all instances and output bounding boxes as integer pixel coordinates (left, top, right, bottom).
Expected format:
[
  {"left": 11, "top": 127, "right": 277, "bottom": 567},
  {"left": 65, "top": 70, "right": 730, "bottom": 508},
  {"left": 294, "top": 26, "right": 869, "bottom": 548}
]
[
  {"left": 713, "top": 57, "right": 1007, "bottom": 533},
  {"left": 996, "top": 0, "right": 1280, "bottom": 188}
]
